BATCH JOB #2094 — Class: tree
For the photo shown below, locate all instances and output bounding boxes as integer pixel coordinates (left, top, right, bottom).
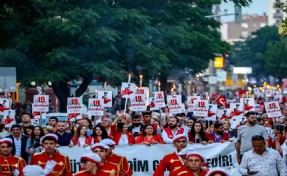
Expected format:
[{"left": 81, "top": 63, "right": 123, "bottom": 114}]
[
  {"left": 0, "top": 0, "right": 251, "bottom": 112},
  {"left": 228, "top": 26, "right": 280, "bottom": 79},
  {"left": 258, "top": 39, "right": 287, "bottom": 82}
]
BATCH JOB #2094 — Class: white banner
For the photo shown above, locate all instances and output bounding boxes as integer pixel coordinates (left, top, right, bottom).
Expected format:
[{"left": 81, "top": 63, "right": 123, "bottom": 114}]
[
  {"left": 33, "top": 95, "right": 49, "bottom": 112},
  {"left": 57, "top": 142, "right": 240, "bottom": 176},
  {"left": 264, "top": 101, "right": 282, "bottom": 117},
  {"left": 206, "top": 104, "right": 217, "bottom": 121},
  {"left": 2, "top": 110, "right": 16, "bottom": 127}
]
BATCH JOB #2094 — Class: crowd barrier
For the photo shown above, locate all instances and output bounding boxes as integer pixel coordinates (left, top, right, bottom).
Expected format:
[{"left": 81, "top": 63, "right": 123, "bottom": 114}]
[{"left": 57, "top": 141, "right": 241, "bottom": 176}]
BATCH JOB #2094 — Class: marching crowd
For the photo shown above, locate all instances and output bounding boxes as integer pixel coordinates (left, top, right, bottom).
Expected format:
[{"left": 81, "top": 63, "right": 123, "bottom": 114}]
[{"left": 0, "top": 95, "right": 287, "bottom": 175}]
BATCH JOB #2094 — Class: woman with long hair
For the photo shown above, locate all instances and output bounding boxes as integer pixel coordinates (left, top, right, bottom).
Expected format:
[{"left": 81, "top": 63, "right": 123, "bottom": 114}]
[
  {"left": 71, "top": 123, "right": 80, "bottom": 136},
  {"left": 113, "top": 123, "right": 134, "bottom": 145},
  {"left": 135, "top": 124, "right": 164, "bottom": 145},
  {"left": 25, "top": 126, "right": 45, "bottom": 163},
  {"left": 188, "top": 122, "right": 208, "bottom": 144},
  {"left": 83, "top": 118, "right": 93, "bottom": 136},
  {"left": 71, "top": 125, "right": 94, "bottom": 147},
  {"left": 92, "top": 124, "right": 109, "bottom": 143}
]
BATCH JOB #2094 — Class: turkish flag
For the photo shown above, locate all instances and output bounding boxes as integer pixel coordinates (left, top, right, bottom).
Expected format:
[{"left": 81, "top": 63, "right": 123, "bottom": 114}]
[{"left": 215, "top": 95, "right": 229, "bottom": 108}]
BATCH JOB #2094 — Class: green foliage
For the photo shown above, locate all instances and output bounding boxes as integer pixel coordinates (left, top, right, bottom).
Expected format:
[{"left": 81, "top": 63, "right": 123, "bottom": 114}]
[
  {"left": 258, "top": 39, "right": 287, "bottom": 80},
  {"left": 0, "top": 0, "right": 250, "bottom": 110},
  {"left": 228, "top": 26, "right": 280, "bottom": 78}
]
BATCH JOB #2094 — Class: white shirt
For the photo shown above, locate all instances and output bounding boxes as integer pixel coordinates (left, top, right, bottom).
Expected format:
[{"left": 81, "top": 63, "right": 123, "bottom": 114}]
[
  {"left": 161, "top": 127, "right": 186, "bottom": 144},
  {"left": 79, "top": 137, "right": 86, "bottom": 147},
  {"left": 118, "top": 134, "right": 129, "bottom": 146},
  {"left": 239, "top": 148, "right": 287, "bottom": 176},
  {"left": 13, "top": 136, "right": 21, "bottom": 157}
]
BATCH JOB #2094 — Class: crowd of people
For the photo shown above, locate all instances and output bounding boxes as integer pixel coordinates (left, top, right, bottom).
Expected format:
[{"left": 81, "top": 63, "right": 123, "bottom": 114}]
[{"left": 0, "top": 94, "right": 287, "bottom": 175}]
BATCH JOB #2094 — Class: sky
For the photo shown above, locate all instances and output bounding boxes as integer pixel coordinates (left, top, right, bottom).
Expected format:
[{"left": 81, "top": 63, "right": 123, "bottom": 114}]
[{"left": 220, "top": 0, "right": 269, "bottom": 22}]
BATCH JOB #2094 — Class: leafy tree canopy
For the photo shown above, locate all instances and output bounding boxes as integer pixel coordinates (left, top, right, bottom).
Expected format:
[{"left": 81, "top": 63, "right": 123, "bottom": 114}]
[{"left": 0, "top": 0, "right": 251, "bottom": 111}]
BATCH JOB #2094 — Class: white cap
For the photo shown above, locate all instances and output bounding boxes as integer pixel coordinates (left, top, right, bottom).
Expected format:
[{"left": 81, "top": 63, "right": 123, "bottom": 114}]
[
  {"left": 187, "top": 151, "right": 206, "bottom": 163},
  {"left": 100, "top": 139, "right": 116, "bottom": 146},
  {"left": 81, "top": 153, "right": 101, "bottom": 165},
  {"left": 177, "top": 148, "right": 195, "bottom": 157},
  {"left": 40, "top": 134, "right": 58, "bottom": 145},
  {"left": 172, "top": 134, "right": 187, "bottom": 143},
  {"left": 23, "top": 165, "right": 45, "bottom": 176},
  {"left": 90, "top": 143, "right": 110, "bottom": 151},
  {"left": 0, "top": 138, "right": 13, "bottom": 145}
]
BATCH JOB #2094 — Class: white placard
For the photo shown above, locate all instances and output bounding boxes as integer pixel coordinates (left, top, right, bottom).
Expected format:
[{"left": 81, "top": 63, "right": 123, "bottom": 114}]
[
  {"left": 264, "top": 101, "right": 282, "bottom": 117},
  {"left": 153, "top": 91, "right": 166, "bottom": 108},
  {"left": 206, "top": 104, "right": 217, "bottom": 121},
  {"left": 131, "top": 94, "right": 147, "bottom": 112},
  {"left": 217, "top": 109, "right": 232, "bottom": 121},
  {"left": 229, "top": 103, "right": 244, "bottom": 128},
  {"left": 2, "top": 110, "right": 16, "bottom": 127},
  {"left": 67, "top": 97, "right": 82, "bottom": 114},
  {"left": 149, "top": 97, "right": 157, "bottom": 111},
  {"left": 0, "top": 98, "right": 9, "bottom": 109},
  {"left": 167, "top": 95, "right": 182, "bottom": 114},
  {"left": 33, "top": 95, "right": 49, "bottom": 112},
  {"left": 240, "top": 98, "right": 255, "bottom": 111},
  {"left": 88, "top": 98, "right": 104, "bottom": 116},
  {"left": 187, "top": 96, "right": 200, "bottom": 112},
  {"left": 253, "top": 88, "right": 261, "bottom": 96},
  {"left": 193, "top": 100, "right": 208, "bottom": 117},
  {"left": 98, "top": 91, "right": 113, "bottom": 107},
  {"left": 120, "top": 82, "right": 137, "bottom": 98}
]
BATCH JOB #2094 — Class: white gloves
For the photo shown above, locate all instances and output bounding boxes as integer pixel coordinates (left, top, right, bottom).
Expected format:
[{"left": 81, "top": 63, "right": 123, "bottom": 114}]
[{"left": 43, "top": 160, "right": 57, "bottom": 175}]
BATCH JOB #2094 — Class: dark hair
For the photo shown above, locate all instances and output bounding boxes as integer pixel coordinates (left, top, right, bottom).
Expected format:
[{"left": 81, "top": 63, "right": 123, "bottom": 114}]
[
  {"left": 30, "top": 126, "right": 44, "bottom": 148},
  {"left": 132, "top": 114, "right": 141, "bottom": 119},
  {"left": 142, "top": 111, "right": 152, "bottom": 116},
  {"left": 24, "top": 125, "right": 35, "bottom": 136},
  {"left": 71, "top": 123, "right": 80, "bottom": 136},
  {"left": 117, "top": 123, "right": 126, "bottom": 132},
  {"left": 83, "top": 118, "right": 93, "bottom": 129},
  {"left": 170, "top": 116, "right": 179, "bottom": 123},
  {"left": 214, "top": 122, "right": 223, "bottom": 129},
  {"left": 275, "top": 125, "right": 285, "bottom": 135},
  {"left": 245, "top": 111, "right": 257, "bottom": 118},
  {"left": 285, "top": 125, "right": 287, "bottom": 132},
  {"left": 142, "top": 124, "right": 155, "bottom": 136},
  {"left": 11, "top": 124, "right": 21, "bottom": 131},
  {"left": 49, "top": 116, "right": 58, "bottom": 122},
  {"left": 92, "top": 124, "right": 109, "bottom": 139},
  {"left": 21, "top": 113, "right": 31, "bottom": 118},
  {"left": 251, "top": 135, "right": 265, "bottom": 142},
  {"left": 189, "top": 122, "right": 206, "bottom": 143}
]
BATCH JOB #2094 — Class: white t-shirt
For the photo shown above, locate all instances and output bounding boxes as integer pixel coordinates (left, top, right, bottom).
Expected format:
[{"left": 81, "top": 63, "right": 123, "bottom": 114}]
[
  {"left": 118, "top": 134, "right": 128, "bottom": 145},
  {"left": 79, "top": 137, "right": 86, "bottom": 147}
]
